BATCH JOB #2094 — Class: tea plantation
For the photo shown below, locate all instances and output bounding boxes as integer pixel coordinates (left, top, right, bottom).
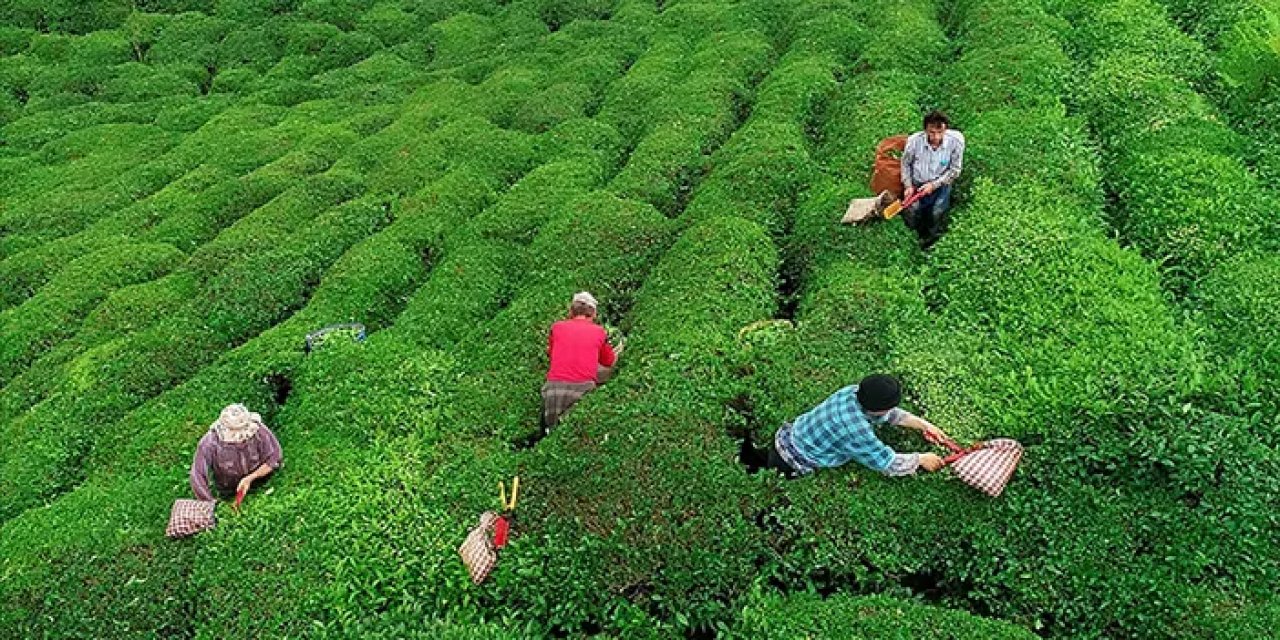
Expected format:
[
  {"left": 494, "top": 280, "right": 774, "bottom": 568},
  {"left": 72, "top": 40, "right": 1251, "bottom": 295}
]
[{"left": 1, "top": 0, "right": 1277, "bottom": 637}]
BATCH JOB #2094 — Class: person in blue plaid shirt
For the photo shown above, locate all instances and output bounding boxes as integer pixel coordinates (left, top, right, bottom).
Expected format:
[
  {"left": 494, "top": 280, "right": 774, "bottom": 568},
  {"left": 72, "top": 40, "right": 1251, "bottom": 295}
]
[{"left": 740, "top": 374, "right": 947, "bottom": 478}]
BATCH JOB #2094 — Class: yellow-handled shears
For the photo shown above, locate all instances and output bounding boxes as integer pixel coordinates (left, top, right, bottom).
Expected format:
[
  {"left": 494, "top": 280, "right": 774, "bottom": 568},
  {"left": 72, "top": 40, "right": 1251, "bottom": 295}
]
[{"left": 498, "top": 476, "right": 520, "bottom": 513}]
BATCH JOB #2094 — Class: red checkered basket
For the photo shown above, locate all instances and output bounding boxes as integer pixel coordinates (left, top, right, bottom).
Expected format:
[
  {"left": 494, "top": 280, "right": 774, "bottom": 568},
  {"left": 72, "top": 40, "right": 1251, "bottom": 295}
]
[
  {"left": 166, "top": 499, "right": 217, "bottom": 538},
  {"left": 459, "top": 511, "right": 501, "bottom": 584},
  {"left": 925, "top": 433, "right": 1023, "bottom": 498}
]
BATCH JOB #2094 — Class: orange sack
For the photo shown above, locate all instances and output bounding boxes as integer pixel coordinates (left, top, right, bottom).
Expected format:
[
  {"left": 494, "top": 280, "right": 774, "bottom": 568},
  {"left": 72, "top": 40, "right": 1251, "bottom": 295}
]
[{"left": 870, "top": 134, "right": 908, "bottom": 199}]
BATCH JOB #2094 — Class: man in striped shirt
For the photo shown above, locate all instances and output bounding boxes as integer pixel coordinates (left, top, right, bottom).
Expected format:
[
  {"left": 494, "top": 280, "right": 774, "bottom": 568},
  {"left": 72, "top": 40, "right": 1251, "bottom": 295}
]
[
  {"left": 901, "top": 110, "right": 965, "bottom": 250},
  {"left": 740, "top": 374, "right": 946, "bottom": 478}
]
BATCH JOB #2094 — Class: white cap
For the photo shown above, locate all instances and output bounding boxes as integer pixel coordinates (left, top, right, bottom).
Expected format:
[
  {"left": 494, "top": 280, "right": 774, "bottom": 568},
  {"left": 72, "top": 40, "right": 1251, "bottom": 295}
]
[{"left": 572, "top": 291, "right": 598, "bottom": 310}]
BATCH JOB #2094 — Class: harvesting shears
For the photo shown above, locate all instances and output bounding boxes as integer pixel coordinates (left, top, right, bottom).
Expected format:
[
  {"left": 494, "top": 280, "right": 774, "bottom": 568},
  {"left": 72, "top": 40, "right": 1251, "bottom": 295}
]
[
  {"left": 494, "top": 476, "right": 520, "bottom": 548},
  {"left": 842, "top": 189, "right": 927, "bottom": 224}
]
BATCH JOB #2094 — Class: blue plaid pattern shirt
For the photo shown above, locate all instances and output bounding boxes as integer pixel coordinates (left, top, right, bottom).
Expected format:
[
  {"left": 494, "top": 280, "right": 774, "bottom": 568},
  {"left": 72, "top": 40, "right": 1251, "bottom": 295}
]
[{"left": 788, "top": 385, "right": 904, "bottom": 471}]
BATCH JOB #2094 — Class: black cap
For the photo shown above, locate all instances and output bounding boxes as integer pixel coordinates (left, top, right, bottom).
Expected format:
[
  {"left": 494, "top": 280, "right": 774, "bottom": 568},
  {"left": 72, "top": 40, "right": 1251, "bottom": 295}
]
[{"left": 856, "top": 374, "right": 901, "bottom": 412}]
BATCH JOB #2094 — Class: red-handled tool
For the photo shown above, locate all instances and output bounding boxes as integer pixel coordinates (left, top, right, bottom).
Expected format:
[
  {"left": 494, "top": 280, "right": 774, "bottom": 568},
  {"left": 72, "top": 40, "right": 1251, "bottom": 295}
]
[
  {"left": 880, "top": 189, "right": 927, "bottom": 220},
  {"left": 494, "top": 476, "right": 519, "bottom": 549},
  {"left": 923, "top": 429, "right": 973, "bottom": 465},
  {"left": 233, "top": 485, "right": 247, "bottom": 512}
]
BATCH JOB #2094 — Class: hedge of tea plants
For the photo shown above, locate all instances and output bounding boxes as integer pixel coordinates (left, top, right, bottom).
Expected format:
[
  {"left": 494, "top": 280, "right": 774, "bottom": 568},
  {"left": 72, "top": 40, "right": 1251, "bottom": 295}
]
[
  {"left": 1, "top": 0, "right": 1275, "bottom": 637},
  {"left": 1050, "top": 0, "right": 1280, "bottom": 441}
]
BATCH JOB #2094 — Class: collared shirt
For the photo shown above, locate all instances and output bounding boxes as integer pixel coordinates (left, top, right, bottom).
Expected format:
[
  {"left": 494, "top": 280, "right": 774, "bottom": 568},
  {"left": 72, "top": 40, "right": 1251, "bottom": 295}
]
[
  {"left": 788, "top": 385, "right": 905, "bottom": 471},
  {"left": 546, "top": 317, "right": 617, "bottom": 383},
  {"left": 901, "top": 129, "right": 965, "bottom": 188}
]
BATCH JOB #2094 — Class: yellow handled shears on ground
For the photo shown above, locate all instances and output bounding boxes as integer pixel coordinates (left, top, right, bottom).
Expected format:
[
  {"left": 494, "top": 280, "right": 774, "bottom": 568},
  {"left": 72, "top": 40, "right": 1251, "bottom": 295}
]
[
  {"left": 498, "top": 476, "right": 519, "bottom": 512},
  {"left": 494, "top": 476, "right": 519, "bottom": 548}
]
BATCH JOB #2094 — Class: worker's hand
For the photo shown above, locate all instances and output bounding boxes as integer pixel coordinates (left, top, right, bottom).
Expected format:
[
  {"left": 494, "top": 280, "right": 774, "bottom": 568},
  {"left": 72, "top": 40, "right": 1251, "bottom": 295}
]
[
  {"left": 613, "top": 338, "right": 626, "bottom": 358},
  {"left": 237, "top": 476, "right": 254, "bottom": 496},
  {"left": 919, "top": 453, "right": 945, "bottom": 473},
  {"left": 919, "top": 182, "right": 935, "bottom": 196},
  {"left": 904, "top": 185, "right": 916, "bottom": 201}
]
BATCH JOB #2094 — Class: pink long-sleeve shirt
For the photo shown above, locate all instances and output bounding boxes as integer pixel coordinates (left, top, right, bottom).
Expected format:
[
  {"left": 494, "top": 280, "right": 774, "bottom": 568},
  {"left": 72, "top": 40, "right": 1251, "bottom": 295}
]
[{"left": 189, "top": 426, "right": 283, "bottom": 501}]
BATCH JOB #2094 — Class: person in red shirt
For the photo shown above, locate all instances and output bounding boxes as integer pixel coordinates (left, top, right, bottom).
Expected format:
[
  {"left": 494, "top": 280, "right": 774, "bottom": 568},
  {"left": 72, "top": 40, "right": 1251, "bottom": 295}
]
[{"left": 541, "top": 291, "right": 623, "bottom": 434}]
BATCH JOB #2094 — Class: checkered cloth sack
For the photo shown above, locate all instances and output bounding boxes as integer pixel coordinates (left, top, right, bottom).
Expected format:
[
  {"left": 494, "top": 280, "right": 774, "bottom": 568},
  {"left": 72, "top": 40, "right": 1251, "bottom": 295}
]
[
  {"left": 459, "top": 511, "right": 501, "bottom": 584},
  {"left": 948, "top": 438, "right": 1023, "bottom": 498},
  {"left": 166, "top": 499, "right": 217, "bottom": 538}
]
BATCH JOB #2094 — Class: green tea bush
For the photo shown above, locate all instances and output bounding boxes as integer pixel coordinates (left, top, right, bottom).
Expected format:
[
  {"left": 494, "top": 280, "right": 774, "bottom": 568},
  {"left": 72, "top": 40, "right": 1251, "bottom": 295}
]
[
  {"left": 216, "top": 20, "right": 289, "bottom": 71},
  {"left": 1062, "top": 2, "right": 1280, "bottom": 295},
  {"left": 98, "top": 62, "right": 202, "bottom": 102},
  {"left": 137, "top": 0, "right": 219, "bottom": 12},
  {"left": 533, "top": 0, "right": 615, "bottom": 31},
  {"left": 298, "top": 0, "right": 378, "bottom": 30},
  {"left": 595, "top": 35, "right": 691, "bottom": 144},
  {"left": 215, "top": 0, "right": 303, "bottom": 22},
  {"left": 1107, "top": 146, "right": 1274, "bottom": 283},
  {"left": 0, "top": 243, "right": 184, "bottom": 383},
  {"left": 148, "top": 11, "right": 236, "bottom": 69},
  {"left": 426, "top": 12, "right": 500, "bottom": 68},
  {"left": 0, "top": 474, "right": 203, "bottom": 637},
  {"left": 681, "top": 120, "right": 815, "bottom": 236},
  {"left": 1061, "top": 0, "right": 1209, "bottom": 82},
  {"left": 750, "top": 50, "right": 838, "bottom": 125},
  {"left": 0, "top": 191, "right": 387, "bottom": 522},
  {"left": 0, "top": 117, "right": 326, "bottom": 304},
  {"left": 733, "top": 593, "right": 1038, "bottom": 638},
  {"left": 0, "top": 1, "right": 132, "bottom": 35},
  {"left": 468, "top": 159, "right": 605, "bottom": 245},
  {"left": 153, "top": 93, "right": 236, "bottom": 130},
  {"left": 1154, "top": 0, "right": 1253, "bottom": 49},
  {"left": 1198, "top": 253, "right": 1280, "bottom": 427},
  {"left": 186, "top": 340, "right": 471, "bottom": 637},
  {"left": 358, "top": 2, "right": 425, "bottom": 45},
  {"left": 785, "top": 0, "right": 864, "bottom": 62},
  {"left": 958, "top": 107, "right": 1104, "bottom": 211},
  {"left": 532, "top": 116, "right": 624, "bottom": 176},
  {"left": 511, "top": 81, "right": 594, "bottom": 133},
  {"left": 854, "top": 2, "right": 945, "bottom": 73},
  {"left": 609, "top": 31, "right": 772, "bottom": 214},
  {"left": 0, "top": 26, "right": 33, "bottom": 55},
  {"left": 1201, "top": 4, "right": 1280, "bottom": 181}
]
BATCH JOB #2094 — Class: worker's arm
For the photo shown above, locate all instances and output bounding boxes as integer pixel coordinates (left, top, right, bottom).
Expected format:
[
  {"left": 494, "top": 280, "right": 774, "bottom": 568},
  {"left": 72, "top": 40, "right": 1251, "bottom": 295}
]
[
  {"left": 888, "top": 409, "right": 948, "bottom": 442},
  {"left": 871, "top": 410, "right": 944, "bottom": 473},
  {"left": 237, "top": 427, "right": 283, "bottom": 495},
  {"left": 882, "top": 452, "right": 945, "bottom": 475},
  {"left": 900, "top": 138, "right": 918, "bottom": 196},
  {"left": 237, "top": 463, "right": 276, "bottom": 495},
  {"left": 932, "top": 133, "right": 965, "bottom": 188},
  {"left": 598, "top": 335, "right": 617, "bottom": 368}
]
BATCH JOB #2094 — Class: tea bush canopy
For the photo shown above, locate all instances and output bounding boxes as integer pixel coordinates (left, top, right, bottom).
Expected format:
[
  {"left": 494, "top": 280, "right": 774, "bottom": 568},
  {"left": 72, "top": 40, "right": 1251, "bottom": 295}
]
[{"left": 0, "top": 0, "right": 1276, "bottom": 637}]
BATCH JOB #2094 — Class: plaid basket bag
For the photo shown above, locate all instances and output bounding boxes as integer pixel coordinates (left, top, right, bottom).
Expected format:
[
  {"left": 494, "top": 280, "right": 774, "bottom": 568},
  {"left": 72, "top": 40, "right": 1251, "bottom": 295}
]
[
  {"left": 926, "top": 433, "right": 1024, "bottom": 498},
  {"left": 458, "top": 511, "right": 501, "bottom": 584},
  {"left": 166, "top": 499, "right": 217, "bottom": 538}
]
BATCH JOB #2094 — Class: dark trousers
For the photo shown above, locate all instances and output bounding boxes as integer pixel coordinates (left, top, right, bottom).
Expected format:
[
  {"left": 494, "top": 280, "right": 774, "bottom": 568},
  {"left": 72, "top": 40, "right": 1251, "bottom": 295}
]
[
  {"left": 903, "top": 183, "right": 952, "bottom": 247},
  {"left": 739, "top": 432, "right": 800, "bottom": 479}
]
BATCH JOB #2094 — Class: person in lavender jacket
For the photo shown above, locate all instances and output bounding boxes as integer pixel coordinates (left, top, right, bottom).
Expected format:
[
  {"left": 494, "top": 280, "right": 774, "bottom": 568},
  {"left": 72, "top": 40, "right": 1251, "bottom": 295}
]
[{"left": 189, "top": 404, "right": 283, "bottom": 502}]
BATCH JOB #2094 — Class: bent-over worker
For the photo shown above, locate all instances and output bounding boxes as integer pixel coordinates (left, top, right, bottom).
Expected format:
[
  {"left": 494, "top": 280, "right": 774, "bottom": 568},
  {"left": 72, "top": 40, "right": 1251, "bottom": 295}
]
[
  {"left": 190, "top": 403, "right": 283, "bottom": 502},
  {"left": 741, "top": 374, "right": 947, "bottom": 478},
  {"left": 541, "top": 291, "right": 622, "bottom": 434}
]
